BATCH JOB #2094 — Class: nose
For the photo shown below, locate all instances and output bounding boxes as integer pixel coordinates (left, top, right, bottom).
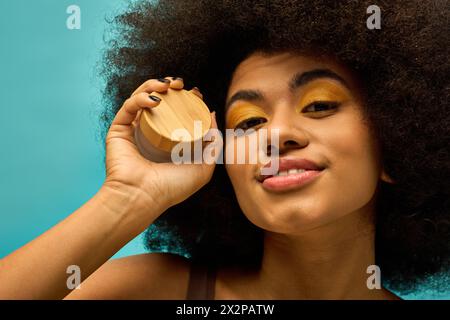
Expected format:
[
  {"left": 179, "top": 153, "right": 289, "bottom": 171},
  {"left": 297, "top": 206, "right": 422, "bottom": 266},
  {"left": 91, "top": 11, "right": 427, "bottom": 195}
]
[{"left": 264, "top": 105, "right": 309, "bottom": 156}]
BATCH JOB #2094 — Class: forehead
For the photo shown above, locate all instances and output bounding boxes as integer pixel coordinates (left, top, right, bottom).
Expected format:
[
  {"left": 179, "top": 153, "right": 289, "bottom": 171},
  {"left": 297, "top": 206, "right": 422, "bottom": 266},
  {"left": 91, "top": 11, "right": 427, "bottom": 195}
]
[{"left": 227, "top": 51, "right": 356, "bottom": 99}]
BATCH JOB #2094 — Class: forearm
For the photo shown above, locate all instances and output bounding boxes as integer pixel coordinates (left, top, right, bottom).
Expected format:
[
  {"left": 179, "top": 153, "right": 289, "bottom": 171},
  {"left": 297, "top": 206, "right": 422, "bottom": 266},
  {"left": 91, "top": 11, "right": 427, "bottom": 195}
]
[{"left": 0, "top": 186, "right": 159, "bottom": 299}]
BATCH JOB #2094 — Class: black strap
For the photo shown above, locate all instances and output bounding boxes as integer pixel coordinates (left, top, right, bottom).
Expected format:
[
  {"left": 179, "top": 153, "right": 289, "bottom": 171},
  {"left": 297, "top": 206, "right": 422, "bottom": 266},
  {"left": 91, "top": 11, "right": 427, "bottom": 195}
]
[{"left": 186, "top": 257, "right": 216, "bottom": 300}]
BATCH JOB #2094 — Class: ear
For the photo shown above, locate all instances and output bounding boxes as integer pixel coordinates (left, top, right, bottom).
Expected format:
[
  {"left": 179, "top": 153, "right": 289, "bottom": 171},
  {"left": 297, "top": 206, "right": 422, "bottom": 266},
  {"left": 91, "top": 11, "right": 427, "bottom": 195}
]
[{"left": 380, "top": 169, "right": 395, "bottom": 184}]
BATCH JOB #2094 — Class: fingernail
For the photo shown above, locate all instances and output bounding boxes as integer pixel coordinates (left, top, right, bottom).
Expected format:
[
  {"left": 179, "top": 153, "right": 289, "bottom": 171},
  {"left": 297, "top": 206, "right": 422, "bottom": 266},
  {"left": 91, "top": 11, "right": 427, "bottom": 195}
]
[
  {"left": 172, "top": 77, "right": 183, "bottom": 81},
  {"left": 192, "top": 86, "right": 201, "bottom": 91},
  {"left": 149, "top": 95, "right": 161, "bottom": 102},
  {"left": 157, "top": 78, "right": 170, "bottom": 83}
]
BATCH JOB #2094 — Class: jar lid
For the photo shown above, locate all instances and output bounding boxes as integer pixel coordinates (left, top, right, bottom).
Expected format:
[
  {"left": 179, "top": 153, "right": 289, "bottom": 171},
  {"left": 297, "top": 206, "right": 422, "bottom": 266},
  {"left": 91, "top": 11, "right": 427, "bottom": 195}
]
[{"left": 138, "top": 88, "right": 212, "bottom": 153}]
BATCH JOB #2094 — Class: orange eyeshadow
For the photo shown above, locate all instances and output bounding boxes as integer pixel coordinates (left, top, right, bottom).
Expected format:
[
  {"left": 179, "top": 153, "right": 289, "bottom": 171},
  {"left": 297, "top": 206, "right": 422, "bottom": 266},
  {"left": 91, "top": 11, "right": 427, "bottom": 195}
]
[
  {"left": 226, "top": 104, "right": 269, "bottom": 129},
  {"left": 296, "top": 80, "right": 352, "bottom": 112}
]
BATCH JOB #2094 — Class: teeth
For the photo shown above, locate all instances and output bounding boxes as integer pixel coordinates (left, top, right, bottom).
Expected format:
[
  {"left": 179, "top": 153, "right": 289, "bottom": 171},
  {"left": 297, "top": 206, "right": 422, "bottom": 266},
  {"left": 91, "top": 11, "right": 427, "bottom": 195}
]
[{"left": 274, "top": 169, "right": 306, "bottom": 176}]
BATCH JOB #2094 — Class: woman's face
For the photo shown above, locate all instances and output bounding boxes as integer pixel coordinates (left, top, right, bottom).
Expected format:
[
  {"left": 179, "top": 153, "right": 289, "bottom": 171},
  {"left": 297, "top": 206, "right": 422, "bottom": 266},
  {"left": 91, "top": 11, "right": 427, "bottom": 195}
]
[{"left": 224, "top": 51, "right": 386, "bottom": 234}]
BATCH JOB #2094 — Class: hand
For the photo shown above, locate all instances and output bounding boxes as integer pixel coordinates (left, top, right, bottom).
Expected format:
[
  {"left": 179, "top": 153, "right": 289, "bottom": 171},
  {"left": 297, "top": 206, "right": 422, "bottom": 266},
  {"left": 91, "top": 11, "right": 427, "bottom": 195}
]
[{"left": 102, "top": 77, "right": 219, "bottom": 220}]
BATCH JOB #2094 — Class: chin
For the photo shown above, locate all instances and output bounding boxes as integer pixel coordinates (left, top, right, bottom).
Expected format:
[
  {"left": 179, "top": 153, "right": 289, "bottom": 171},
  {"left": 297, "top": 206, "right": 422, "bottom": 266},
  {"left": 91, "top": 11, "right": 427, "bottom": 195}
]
[{"left": 238, "top": 193, "right": 342, "bottom": 235}]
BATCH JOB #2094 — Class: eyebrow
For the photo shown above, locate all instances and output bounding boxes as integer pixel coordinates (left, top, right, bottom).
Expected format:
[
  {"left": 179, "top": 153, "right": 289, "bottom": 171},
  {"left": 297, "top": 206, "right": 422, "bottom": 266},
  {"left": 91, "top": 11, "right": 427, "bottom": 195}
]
[{"left": 225, "top": 68, "right": 348, "bottom": 112}]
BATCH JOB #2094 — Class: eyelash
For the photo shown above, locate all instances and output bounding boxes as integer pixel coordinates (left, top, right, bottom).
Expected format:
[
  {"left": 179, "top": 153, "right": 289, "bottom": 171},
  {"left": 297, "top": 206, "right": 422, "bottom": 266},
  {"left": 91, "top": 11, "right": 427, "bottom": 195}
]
[
  {"left": 233, "top": 101, "right": 339, "bottom": 130},
  {"left": 301, "top": 101, "right": 339, "bottom": 113},
  {"left": 235, "top": 117, "right": 267, "bottom": 130}
]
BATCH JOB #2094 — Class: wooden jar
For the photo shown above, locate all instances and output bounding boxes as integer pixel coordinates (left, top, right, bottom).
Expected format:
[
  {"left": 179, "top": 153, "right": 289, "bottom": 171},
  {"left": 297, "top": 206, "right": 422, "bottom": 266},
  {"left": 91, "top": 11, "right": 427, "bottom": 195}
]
[{"left": 134, "top": 88, "right": 212, "bottom": 162}]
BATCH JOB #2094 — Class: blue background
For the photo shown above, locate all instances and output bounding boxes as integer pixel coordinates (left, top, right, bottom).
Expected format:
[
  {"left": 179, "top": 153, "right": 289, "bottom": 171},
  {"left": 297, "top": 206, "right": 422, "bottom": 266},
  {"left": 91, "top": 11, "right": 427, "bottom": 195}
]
[
  {"left": 0, "top": 0, "right": 448, "bottom": 299},
  {"left": 0, "top": 0, "right": 146, "bottom": 261}
]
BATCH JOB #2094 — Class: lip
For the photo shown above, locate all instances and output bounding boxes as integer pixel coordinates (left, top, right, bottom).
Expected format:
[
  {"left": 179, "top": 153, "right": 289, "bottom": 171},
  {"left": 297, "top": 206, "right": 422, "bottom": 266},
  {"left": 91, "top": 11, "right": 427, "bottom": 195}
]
[{"left": 256, "top": 157, "right": 325, "bottom": 192}]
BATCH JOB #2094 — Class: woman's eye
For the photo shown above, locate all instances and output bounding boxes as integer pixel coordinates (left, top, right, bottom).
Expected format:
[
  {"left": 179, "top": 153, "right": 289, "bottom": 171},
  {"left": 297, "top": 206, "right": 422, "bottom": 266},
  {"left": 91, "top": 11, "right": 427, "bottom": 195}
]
[
  {"left": 235, "top": 117, "right": 267, "bottom": 130},
  {"left": 302, "top": 101, "right": 339, "bottom": 113}
]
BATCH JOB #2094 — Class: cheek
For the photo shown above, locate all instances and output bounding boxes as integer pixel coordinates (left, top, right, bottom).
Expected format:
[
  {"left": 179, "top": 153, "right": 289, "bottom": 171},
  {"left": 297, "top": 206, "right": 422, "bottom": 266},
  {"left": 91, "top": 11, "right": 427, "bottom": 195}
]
[
  {"left": 224, "top": 134, "right": 259, "bottom": 185},
  {"left": 224, "top": 137, "right": 245, "bottom": 184},
  {"left": 225, "top": 162, "right": 258, "bottom": 221},
  {"left": 322, "top": 113, "right": 381, "bottom": 206},
  {"left": 224, "top": 138, "right": 261, "bottom": 214},
  {"left": 225, "top": 163, "right": 247, "bottom": 188}
]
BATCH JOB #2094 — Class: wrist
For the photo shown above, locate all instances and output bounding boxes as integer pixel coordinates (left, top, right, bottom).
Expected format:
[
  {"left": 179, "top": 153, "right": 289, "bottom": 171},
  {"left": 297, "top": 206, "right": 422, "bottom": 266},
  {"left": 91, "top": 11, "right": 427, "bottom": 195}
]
[{"left": 95, "top": 182, "right": 166, "bottom": 231}]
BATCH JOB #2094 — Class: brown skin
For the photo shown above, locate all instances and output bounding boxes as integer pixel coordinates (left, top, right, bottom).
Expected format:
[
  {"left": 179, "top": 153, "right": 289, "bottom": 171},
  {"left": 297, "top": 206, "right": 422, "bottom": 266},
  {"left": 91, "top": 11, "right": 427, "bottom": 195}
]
[{"left": 0, "top": 54, "right": 399, "bottom": 299}]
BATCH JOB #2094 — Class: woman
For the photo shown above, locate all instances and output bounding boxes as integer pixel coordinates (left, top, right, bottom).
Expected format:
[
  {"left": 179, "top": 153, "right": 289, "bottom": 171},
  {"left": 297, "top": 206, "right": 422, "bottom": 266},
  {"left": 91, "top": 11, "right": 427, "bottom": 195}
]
[{"left": 0, "top": 0, "right": 448, "bottom": 299}]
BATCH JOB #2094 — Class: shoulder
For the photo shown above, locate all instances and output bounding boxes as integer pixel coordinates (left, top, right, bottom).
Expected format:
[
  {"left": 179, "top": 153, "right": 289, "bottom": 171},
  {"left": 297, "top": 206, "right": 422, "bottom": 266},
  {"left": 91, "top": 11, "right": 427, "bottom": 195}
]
[{"left": 64, "top": 252, "right": 192, "bottom": 299}]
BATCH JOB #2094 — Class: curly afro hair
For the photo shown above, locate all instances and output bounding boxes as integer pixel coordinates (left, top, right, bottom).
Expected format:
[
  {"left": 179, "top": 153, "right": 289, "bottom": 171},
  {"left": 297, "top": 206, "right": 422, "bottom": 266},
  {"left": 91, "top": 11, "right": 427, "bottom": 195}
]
[{"left": 99, "top": 0, "right": 450, "bottom": 294}]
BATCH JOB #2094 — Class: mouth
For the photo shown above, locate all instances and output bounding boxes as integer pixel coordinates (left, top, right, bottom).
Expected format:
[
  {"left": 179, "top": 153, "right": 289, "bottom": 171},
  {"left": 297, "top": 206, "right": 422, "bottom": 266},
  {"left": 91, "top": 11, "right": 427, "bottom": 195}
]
[{"left": 256, "top": 157, "right": 325, "bottom": 192}]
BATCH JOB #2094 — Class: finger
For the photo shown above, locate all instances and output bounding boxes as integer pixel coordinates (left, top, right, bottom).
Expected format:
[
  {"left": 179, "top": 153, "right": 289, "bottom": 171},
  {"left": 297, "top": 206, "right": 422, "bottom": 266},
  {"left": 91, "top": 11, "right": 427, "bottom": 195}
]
[
  {"left": 210, "top": 111, "right": 218, "bottom": 130},
  {"left": 164, "top": 76, "right": 184, "bottom": 90},
  {"left": 131, "top": 78, "right": 171, "bottom": 96},
  {"left": 190, "top": 87, "right": 203, "bottom": 100},
  {"left": 111, "top": 92, "right": 161, "bottom": 126},
  {"left": 131, "top": 109, "right": 143, "bottom": 127}
]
